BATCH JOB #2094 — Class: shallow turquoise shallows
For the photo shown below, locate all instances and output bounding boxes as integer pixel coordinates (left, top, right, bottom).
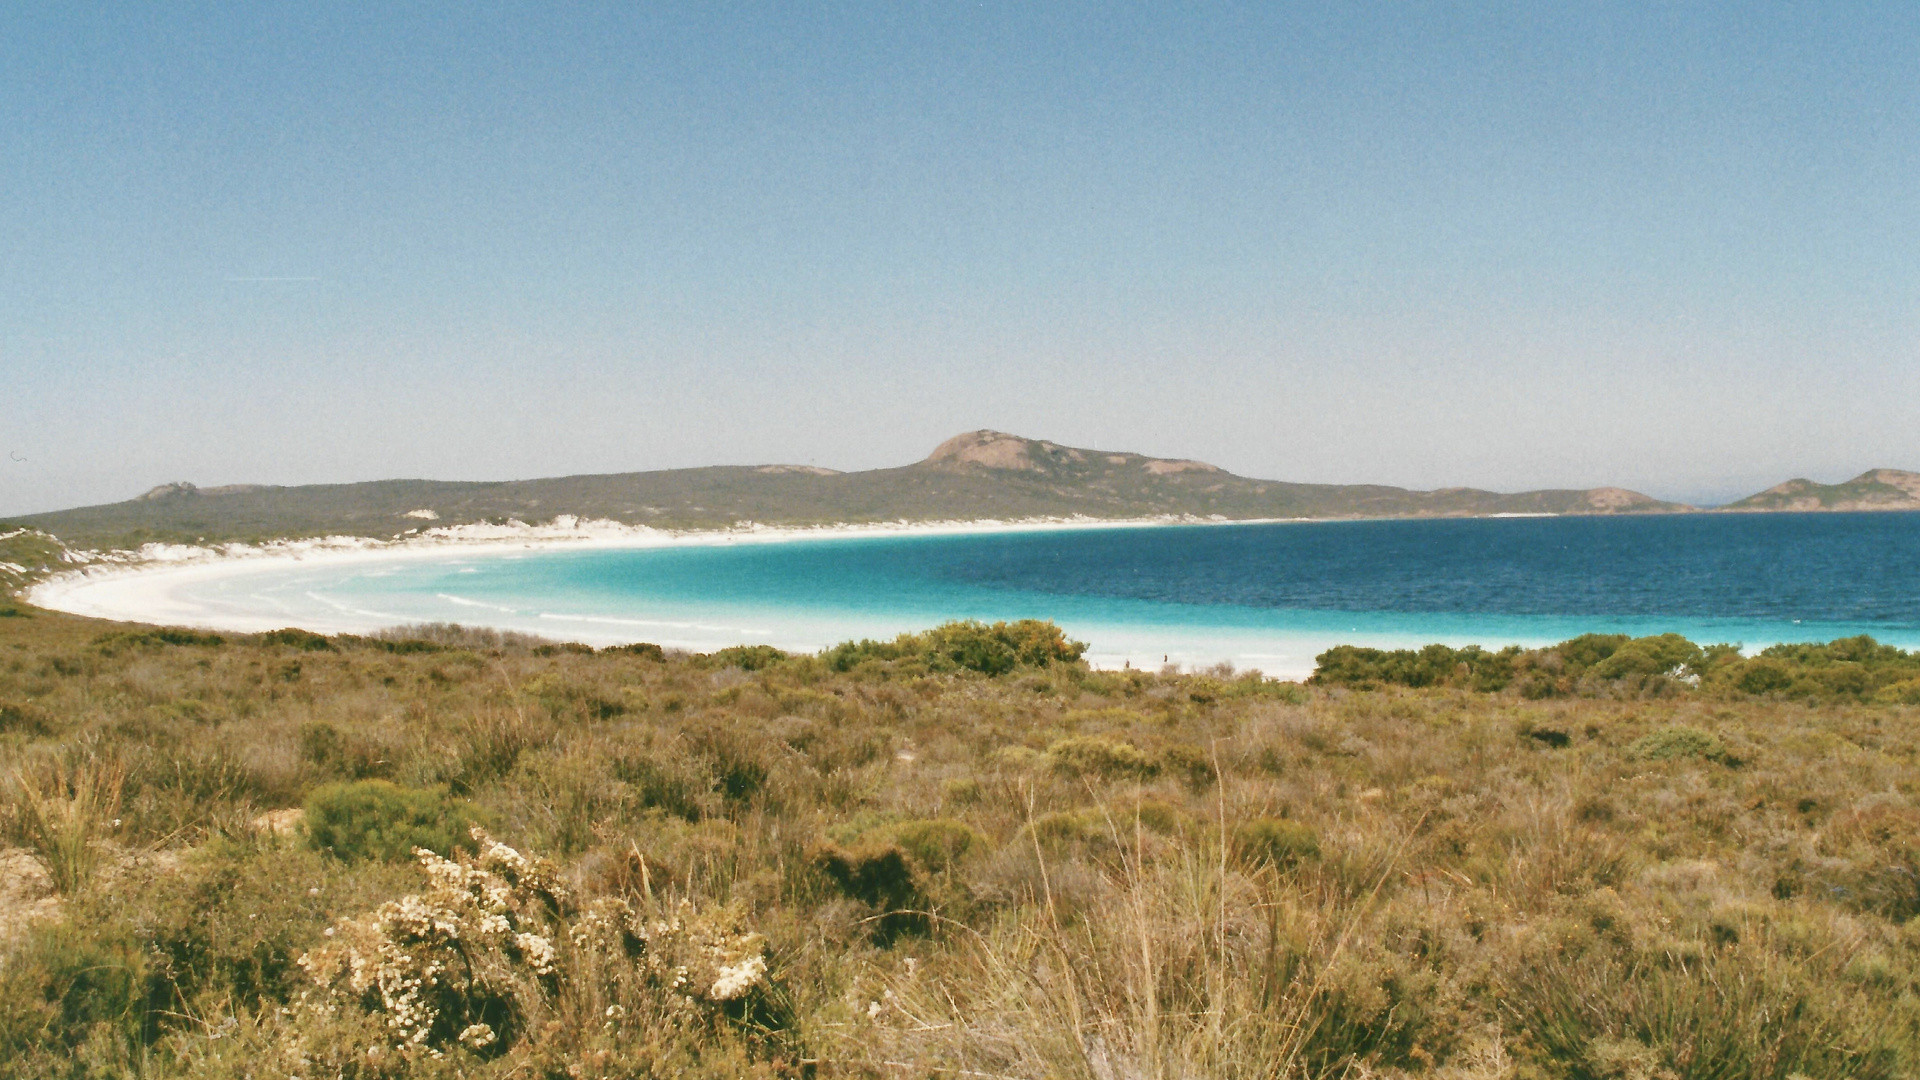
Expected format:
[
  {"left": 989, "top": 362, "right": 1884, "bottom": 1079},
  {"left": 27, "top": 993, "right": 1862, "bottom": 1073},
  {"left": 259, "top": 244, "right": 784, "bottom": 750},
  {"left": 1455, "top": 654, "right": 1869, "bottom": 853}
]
[{"left": 168, "top": 512, "right": 1920, "bottom": 677}]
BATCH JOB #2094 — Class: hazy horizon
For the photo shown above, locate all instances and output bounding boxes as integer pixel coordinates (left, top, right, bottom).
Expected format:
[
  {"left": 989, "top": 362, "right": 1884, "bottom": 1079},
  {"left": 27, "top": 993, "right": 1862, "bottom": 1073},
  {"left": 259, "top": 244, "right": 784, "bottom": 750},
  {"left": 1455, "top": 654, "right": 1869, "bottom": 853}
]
[{"left": 6, "top": 5, "right": 1917, "bottom": 516}]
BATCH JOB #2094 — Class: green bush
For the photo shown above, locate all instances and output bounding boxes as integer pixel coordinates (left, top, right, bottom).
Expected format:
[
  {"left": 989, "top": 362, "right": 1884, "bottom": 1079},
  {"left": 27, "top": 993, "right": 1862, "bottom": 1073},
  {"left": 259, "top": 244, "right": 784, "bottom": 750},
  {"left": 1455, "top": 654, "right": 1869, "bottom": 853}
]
[
  {"left": 1875, "top": 678, "right": 1920, "bottom": 706},
  {"left": 302, "top": 780, "right": 482, "bottom": 862},
  {"left": 1731, "top": 657, "right": 1796, "bottom": 695},
  {"left": 531, "top": 641, "right": 595, "bottom": 657},
  {"left": 1234, "top": 817, "right": 1320, "bottom": 870},
  {"left": 1500, "top": 941, "right": 1902, "bottom": 1080},
  {"left": 0, "top": 700, "right": 51, "bottom": 736},
  {"left": 825, "top": 619, "right": 1086, "bottom": 675},
  {"left": 1312, "top": 643, "right": 1520, "bottom": 691},
  {"left": 259, "top": 627, "right": 336, "bottom": 651},
  {"left": 705, "top": 644, "right": 789, "bottom": 671},
  {"left": 1305, "top": 631, "right": 1920, "bottom": 702},
  {"left": 93, "top": 627, "right": 226, "bottom": 654},
  {"left": 1628, "top": 726, "right": 1730, "bottom": 764},
  {"left": 0, "top": 917, "right": 150, "bottom": 1068},
  {"left": 1046, "top": 736, "right": 1158, "bottom": 780},
  {"left": 297, "top": 721, "right": 391, "bottom": 780},
  {"left": 1588, "top": 633, "right": 1704, "bottom": 681},
  {"left": 889, "top": 818, "right": 988, "bottom": 875},
  {"left": 812, "top": 841, "right": 926, "bottom": 938},
  {"left": 137, "top": 840, "right": 352, "bottom": 1009}
]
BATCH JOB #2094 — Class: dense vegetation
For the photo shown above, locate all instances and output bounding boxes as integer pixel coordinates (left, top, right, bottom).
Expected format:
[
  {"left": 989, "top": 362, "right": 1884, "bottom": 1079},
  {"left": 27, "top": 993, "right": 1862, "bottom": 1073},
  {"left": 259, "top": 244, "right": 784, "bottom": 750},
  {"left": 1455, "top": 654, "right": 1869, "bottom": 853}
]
[
  {"left": 1313, "top": 632, "right": 1920, "bottom": 703},
  {"left": 1, "top": 606, "right": 1918, "bottom": 1077}
]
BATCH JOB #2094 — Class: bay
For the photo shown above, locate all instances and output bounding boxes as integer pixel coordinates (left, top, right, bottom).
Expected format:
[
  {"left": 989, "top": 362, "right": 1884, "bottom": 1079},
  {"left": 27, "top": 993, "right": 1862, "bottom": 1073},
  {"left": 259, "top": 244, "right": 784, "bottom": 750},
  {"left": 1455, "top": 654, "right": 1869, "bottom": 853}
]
[{"left": 159, "top": 512, "right": 1920, "bottom": 678}]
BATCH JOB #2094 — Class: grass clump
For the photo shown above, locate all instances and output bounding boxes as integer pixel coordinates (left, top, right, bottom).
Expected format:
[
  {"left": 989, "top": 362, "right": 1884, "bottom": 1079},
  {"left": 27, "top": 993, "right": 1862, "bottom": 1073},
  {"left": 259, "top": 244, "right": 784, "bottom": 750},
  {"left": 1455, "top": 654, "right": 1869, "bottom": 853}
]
[
  {"left": 7, "top": 758, "right": 123, "bottom": 894},
  {"left": 302, "top": 779, "right": 483, "bottom": 862}
]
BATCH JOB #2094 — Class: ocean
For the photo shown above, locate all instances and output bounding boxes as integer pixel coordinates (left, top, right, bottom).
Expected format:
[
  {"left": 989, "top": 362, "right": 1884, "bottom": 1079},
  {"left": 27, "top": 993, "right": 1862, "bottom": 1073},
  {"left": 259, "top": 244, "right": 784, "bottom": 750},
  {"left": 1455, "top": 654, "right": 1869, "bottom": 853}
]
[{"left": 135, "top": 511, "right": 1920, "bottom": 678}]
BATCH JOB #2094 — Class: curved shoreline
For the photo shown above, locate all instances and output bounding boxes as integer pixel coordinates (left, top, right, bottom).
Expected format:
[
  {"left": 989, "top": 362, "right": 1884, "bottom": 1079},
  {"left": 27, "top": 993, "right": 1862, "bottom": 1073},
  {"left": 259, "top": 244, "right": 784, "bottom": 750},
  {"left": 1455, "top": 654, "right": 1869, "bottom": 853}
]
[
  {"left": 25, "top": 513, "right": 1255, "bottom": 636},
  {"left": 32, "top": 511, "right": 1918, "bottom": 679}
]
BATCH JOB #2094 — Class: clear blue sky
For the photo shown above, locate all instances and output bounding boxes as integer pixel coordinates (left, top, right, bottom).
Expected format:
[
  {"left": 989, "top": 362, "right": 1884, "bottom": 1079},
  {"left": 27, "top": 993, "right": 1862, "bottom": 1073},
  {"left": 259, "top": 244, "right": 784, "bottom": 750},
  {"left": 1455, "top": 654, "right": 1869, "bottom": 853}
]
[{"left": 4, "top": 3, "right": 1916, "bottom": 514}]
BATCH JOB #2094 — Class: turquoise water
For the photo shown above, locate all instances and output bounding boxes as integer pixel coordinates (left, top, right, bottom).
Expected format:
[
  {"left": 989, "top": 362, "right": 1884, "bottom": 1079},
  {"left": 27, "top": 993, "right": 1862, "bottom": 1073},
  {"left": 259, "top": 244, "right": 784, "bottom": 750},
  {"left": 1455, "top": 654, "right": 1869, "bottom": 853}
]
[{"left": 170, "top": 513, "right": 1920, "bottom": 677}]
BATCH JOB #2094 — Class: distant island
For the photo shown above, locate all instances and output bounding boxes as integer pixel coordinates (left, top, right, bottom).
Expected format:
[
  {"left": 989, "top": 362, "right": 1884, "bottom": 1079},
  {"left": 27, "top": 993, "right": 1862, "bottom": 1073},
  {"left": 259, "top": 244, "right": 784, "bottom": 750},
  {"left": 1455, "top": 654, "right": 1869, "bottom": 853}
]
[
  {"left": 5, "top": 430, "right": 1918, "bottom": 557},
  {"left": 1720, "top": 468, "right": 1920, "bottom": 513}
]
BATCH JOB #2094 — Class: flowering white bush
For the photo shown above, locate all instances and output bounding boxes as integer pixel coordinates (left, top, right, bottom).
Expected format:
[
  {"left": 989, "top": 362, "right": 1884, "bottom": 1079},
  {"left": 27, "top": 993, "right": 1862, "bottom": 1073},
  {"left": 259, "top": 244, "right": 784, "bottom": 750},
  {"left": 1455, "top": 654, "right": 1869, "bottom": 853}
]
[
  {"left": 297, "top": 829, "right": 569, "bottom": 1053},
  {"left": 296, "top": 828, "right": 771, "bottom": 1061},
  {"left": 572, "top": 894, "right": 771, "bottom": 1004}
]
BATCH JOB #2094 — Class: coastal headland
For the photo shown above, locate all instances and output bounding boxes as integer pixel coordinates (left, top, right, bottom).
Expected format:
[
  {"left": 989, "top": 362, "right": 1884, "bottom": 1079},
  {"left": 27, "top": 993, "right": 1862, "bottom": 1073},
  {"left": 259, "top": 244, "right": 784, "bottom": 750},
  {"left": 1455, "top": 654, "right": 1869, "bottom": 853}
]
[
  {"left": 11, "top": 432, "right": 1916, "bottom": 563},
  {"left": 6, "top": 430, "right": 1702, "bottom": 556}
]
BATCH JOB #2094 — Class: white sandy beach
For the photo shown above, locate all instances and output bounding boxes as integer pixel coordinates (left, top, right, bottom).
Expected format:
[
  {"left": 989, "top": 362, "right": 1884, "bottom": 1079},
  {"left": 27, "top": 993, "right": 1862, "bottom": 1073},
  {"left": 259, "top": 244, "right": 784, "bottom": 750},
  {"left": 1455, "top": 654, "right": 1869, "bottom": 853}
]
[{"left": 26, "top": 513, "right": 1296, "bottom": 667}]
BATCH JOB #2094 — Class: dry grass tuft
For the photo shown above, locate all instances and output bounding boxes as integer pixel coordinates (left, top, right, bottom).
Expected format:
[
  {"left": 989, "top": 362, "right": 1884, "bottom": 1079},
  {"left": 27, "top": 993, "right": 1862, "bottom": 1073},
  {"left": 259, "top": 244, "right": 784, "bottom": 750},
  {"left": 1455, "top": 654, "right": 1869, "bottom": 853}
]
[{"left": 6, "top": 757, "right": 123, "bottom": 895}]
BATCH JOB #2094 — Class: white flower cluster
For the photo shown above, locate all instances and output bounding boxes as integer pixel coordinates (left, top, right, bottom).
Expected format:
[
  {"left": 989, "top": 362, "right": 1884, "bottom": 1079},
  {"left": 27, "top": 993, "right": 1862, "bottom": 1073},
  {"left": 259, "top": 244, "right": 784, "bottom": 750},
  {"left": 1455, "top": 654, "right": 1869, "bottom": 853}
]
[
  {"left": 572, "top": 895, "right": 770, "bottom": 1004},
  {"left": 707, "top": 954, "right": 769, "bottom": 1002},
  {"left": 294, "top": 829, "right": 771, "bottom": 1061},
  {"left": 296, "top": 829, "right": 569, "bottom": 1053}
]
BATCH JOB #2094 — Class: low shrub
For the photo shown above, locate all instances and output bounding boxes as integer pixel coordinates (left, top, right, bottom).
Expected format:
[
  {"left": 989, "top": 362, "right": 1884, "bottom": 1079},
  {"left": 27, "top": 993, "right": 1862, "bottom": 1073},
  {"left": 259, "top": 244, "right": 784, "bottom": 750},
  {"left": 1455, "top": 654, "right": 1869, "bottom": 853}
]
[
  {"left": 1819, "top": 806, "right": 1920, "bottom": 922},
  {"left": 1233, "top": 817, "right": 1320, "bottom": 870},
  {"left": 609, "top": 746, "right": 710, "bottom": 821},
  {"left": 1312, "top": 642, "right": 1521, "bottom": 691},
  {"left": 824, "top": 619, "right": 1086, "bottom": 675},
  {"left": 889, "top": 818, "right": 988, "bottom": 875},
  {"left": 136, "top": 840, "right": 352, "bottom": 1010},
  {"left": 1047, "top": 736, "right": 1158, "bottom": 780},
  {"left": 1588, "top": 633, "right": 1708, "bottom": 681},
  {"left": 93, "top": 627, "right": 226, "bottom": 653},
  {"left": 530, "top": 641, "right": 594, "bottom": 657},
  {"left": 0, "top": 916, "right": 150, "bottom": 1069},
  {"left": 297, "top": 832, "right": 569, "bottom": 1055},
  {"left": 1159, "top": 742, "right": 1218, "bottom": 788},
  {"left": 705, "top": 644, "right": 789, "bottom": 671},
  {"left": 0, "top": 700, "right": 51, "bottom": 736},
  {"left": 1306, "top": 632, "right": 1920, "bottom": 703},
  {"left": 259, "top": 627, "right": 337, "bottom": 651},
  {"left": 297, "top": 721, "right": 392, "bottom": 780},
  {"left": 302, "top": 780, "right": 482, "bottom": 862},
  {"left": 1628, "top": 725, "right": 1731, "bottom": 764},
  {"left": 812, "top": 841, "right": 927, "bottom": 937},
  {"left": 1499, "top": 939, "right": 1903, "bottom": 1080}
]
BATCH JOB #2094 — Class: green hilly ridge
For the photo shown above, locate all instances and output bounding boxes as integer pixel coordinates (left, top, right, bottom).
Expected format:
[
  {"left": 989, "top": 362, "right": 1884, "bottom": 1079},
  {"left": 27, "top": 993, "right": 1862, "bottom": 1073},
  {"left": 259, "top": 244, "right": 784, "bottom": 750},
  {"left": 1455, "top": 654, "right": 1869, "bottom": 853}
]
[
  {"left": 1722, "top": 468, "right": 1920, "bottom": 513},
  {"left": 4, "top": 431, "right": 1691, "bottom": 551}
]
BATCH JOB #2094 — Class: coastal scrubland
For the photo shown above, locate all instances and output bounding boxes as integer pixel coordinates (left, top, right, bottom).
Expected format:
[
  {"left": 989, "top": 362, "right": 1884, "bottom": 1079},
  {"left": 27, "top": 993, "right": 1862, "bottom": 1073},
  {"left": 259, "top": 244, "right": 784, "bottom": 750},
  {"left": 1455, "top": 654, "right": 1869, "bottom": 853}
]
[{"left": 0, "top": 607, "right": 1917, "bottom": 1078}]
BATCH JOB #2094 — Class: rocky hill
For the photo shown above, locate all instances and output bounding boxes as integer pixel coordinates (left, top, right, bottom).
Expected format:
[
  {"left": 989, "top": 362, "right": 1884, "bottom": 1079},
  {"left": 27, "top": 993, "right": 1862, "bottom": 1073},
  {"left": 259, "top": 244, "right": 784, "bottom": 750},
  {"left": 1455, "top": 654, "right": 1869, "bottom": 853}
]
[
  {"left": 5, "top": 430, "right": 1692, "bottom": 551},
  {"left": 1721, "top": 469, "right": 1920, "bottom": 513}
]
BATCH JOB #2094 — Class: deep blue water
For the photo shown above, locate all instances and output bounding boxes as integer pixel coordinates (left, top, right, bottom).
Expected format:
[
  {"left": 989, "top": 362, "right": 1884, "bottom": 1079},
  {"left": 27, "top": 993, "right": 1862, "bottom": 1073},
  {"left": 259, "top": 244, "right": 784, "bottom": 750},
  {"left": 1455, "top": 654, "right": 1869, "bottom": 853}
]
[
  {"left": 902, "top": 512, "right": 1920, "bottom": 622},
  {"left": 167, "top": 512, "right": 1920, "bottom": 676}
]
